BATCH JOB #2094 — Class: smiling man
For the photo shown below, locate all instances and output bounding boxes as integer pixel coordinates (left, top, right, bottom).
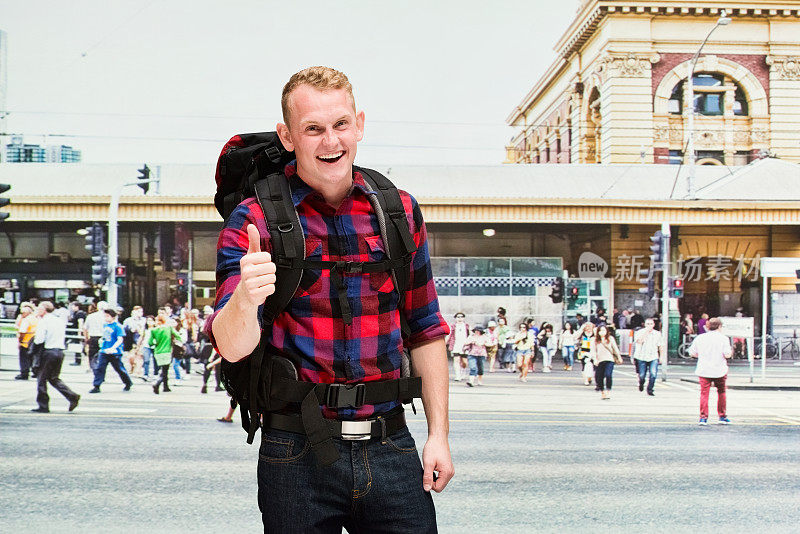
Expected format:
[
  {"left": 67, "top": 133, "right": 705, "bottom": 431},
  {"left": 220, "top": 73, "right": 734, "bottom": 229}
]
[{"left": 207, "top": 66, "right": 453, "bottom": 533}]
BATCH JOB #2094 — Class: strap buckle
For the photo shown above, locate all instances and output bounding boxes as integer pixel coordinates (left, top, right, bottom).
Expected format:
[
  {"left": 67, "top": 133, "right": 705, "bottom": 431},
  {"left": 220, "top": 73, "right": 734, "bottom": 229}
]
[
  {"left": 326, "top": 383, "right": 366, "bottom": 409},
  {"left": 334, "top": 261, "right": 363, "bottom": 274},
  {"left": 340, "top": 420, "right": 372, "bottom": 441}
]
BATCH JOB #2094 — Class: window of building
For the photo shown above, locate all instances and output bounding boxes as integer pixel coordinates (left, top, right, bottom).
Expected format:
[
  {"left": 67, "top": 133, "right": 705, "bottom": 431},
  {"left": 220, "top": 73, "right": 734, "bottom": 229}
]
[
  {"left": 668, "top": 84, "right": 683, "bottom": 113},
  {"left": 696, "top": 150, "right": 725, "bottom": 165},
  {"left": 694, "top": 92, "right": 723, "bottom": 116},
  {"left": 733, "top": 87, "right": 748, "bottom": 116},
  {"left": 667, "top": 73, "right": 748, "bottom": 117},
  {"left": 667, "top": 150, "right": 684, "bottom": 165}
]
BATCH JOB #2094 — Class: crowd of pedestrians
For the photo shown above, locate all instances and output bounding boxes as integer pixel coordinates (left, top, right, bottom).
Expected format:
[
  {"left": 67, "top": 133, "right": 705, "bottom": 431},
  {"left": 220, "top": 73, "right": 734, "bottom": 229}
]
[
  {"left": 11, "top": 299, "right": 228, "bottom": 414},
  {"left": 444, "top": 305, "right": 731, "bottom": 423},
  {"left": 11, "top": 299, "right": 732, "bottom": 425}
]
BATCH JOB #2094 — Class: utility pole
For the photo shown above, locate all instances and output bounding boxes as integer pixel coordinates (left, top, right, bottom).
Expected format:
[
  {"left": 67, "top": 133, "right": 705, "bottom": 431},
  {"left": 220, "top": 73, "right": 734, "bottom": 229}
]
[
  {"left": 686, "top": 10, "right": 731, "bottom": 199},
  {"left": 660, "top": 223, "right": 671, "bottom": 381},
  {"left": 107, "top": 170, "right": 160, "bottom": 308}
]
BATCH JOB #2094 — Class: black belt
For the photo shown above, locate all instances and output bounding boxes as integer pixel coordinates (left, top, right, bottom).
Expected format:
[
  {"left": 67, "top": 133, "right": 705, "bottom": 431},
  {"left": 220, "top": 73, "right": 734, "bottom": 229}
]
[{"left": 265, "top": 410, "right": 407, "bottom": 441}]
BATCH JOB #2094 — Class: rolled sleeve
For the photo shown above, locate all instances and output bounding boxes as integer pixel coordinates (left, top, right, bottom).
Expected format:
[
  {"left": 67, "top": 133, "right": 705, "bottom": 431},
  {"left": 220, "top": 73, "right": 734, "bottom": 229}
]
[
  {"left": 204, "top": 198, "right": 271, "bottom": 352},
  {"left": 401, "top": 195, "right": 449, "bottom": 348}
]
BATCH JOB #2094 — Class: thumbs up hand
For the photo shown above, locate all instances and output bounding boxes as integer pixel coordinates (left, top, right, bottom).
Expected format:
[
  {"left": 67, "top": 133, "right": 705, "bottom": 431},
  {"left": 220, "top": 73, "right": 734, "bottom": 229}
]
[{"left": 237, "top": 224, "right": 276, "bottom": 307}]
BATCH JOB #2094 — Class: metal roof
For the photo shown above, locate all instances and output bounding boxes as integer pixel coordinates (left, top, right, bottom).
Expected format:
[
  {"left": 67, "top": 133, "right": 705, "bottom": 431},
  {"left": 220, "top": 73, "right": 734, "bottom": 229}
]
[{"left": 1, "top": 158, "right": 797, "bottom": 202}]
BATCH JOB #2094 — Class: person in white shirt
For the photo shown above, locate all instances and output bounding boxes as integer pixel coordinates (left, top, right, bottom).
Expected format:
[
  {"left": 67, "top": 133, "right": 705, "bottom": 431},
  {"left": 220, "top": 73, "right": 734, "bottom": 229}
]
[
  {"left": 688, "top": 317, "right": 732, "bottom": 425},
  {"left": 82, "top": 301, "right": 108, "bottom": 370},
  {"left": 633, "top": 318, "right": 664, "bottom": 396},
  {"left": 31, "top": 301, "right": 80, "bottom": 413}
]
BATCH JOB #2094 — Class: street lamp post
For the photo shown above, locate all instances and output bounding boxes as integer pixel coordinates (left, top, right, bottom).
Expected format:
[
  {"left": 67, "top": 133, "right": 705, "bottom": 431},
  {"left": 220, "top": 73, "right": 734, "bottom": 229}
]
[
  {"left": 686, "top": 9, "right": 731, "bottom": 199},
  {"left": 107, "top": 176, "right": 160, "bottom": 308}
]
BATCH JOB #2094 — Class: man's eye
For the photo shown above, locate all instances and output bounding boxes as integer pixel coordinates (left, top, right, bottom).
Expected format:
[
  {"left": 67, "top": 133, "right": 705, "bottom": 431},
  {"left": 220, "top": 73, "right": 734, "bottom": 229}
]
[
  {"left": 335, "top": 120, "right": 347, "bottom": 128},
  {"left": 306, "top": 126, "right": 319, "bottom": 132}
]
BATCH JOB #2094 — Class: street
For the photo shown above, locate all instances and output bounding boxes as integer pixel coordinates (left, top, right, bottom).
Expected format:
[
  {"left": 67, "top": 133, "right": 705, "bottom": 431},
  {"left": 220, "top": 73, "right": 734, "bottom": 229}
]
[{"left": 2, "top": 361, "right": 799, "bottom": 533}]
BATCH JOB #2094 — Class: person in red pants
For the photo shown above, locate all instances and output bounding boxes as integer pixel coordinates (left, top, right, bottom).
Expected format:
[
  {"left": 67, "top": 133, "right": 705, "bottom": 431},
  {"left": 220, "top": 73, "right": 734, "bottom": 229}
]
[{"left": 688, "top": 317, "right": 732, "bottom": 425}]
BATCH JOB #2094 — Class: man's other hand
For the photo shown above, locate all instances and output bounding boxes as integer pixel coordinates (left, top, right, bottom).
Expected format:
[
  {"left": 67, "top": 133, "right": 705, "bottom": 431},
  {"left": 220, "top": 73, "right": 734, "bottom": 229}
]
[
  {"left": 237, "top": 224, "right": 276, "bottom": 307},
  {"left": 422, "top": 435, "right": 454, "bottom": 493}
]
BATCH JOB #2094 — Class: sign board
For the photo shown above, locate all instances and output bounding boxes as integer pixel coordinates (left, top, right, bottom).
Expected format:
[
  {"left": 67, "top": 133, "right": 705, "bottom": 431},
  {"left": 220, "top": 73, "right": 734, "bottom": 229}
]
[
  {"left": 759, "top": 257, "right": 800, "bottom": 278},
  {"left": 719, "top": 316, "right": 754, "bottom": 338}
]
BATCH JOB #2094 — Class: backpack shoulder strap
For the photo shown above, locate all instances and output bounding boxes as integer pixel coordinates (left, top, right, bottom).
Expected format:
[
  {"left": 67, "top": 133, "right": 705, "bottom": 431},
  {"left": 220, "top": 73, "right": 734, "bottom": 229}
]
[
  {"left": 252, "top": 171, "right": 304, "bottom": 326},
  {"left": 357, "top": 167, "right": 417, "bottom": 340},
  {"left": 357, "top": 167, "right": 417, "bottom": 290}
]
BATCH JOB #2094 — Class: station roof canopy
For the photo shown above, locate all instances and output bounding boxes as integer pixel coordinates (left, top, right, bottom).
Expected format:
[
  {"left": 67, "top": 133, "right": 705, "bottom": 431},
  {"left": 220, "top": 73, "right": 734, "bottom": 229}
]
[
  {"left": 2, "top": 157, "right": 798, "bottom": 201},
  {"left": 2, "top": 158, "right": 799, "bottom": 224}
]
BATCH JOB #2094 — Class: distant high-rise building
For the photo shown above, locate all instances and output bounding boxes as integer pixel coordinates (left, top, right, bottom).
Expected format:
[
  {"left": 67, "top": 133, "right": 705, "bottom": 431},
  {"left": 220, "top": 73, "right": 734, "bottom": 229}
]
[
  {"left": 5, "top": 136, "right": 81, "bottom": 163},
  {"left": 46, "top": 144, "right": 82, "bottom": 163}
]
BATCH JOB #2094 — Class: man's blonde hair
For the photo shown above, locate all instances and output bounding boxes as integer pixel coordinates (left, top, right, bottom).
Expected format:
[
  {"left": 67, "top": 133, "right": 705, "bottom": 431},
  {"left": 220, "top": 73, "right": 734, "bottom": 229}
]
[{"left": 281, "top": 66, "right": 354, "bottom": 125}]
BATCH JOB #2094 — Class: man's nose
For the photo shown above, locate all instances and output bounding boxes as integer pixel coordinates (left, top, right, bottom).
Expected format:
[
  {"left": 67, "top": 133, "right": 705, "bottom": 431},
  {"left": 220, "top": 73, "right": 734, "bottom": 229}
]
[{"left": 322, "top": 128, "right": 337, "bottom": 147}]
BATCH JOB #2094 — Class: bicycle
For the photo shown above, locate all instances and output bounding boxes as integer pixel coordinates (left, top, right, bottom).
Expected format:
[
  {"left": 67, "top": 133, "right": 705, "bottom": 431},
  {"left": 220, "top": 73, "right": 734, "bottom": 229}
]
[{"left": 777, "top": 331, "right": 800, "bottom": 360}]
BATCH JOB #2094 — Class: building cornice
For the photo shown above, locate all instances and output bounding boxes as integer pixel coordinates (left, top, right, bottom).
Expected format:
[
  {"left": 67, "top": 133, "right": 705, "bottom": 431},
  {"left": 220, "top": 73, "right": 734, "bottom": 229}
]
[{"left": 507, "top": 1, "right": 800, "bottom": 126}]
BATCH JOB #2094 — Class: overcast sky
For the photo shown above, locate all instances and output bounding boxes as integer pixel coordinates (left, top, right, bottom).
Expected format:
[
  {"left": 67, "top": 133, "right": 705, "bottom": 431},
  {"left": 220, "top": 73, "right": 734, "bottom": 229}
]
[{"left": 0, "top": 0, "right": 578, "bottom": 167}]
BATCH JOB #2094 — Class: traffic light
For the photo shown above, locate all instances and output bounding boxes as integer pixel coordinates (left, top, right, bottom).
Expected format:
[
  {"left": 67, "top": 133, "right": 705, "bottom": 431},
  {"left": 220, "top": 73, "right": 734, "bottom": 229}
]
[
  {"left": 550, "top": 277, "right": 564, "bottom": 304},
  {"left": 638, "top": 274, "right": 656, "bottom": 300},
  {"left": 114, "top": 265, "right": 126, "bottom": 286},
  {"left": 176, "top": 272, "right": 188, "bottom": 295},
  {"left": 669, "top": 278, "right": 685, "bottom": 298},
  {"left": 568, "top": 284, "right": 579, "bottom": 301},
  {"left": 0, "top": 183, "right": 10, "bottom": 221},
  {"left": 85, "top": 223, "right": 107, "bottom": 285},
  {"left": 171, "top": 248, "right": 183, "bottom": 271},
  {"left": 137, "top": 164, "right": 151, "bottom": 194},
  {"left": 649, "top": 230, "right": 666, "bottom": 269}
]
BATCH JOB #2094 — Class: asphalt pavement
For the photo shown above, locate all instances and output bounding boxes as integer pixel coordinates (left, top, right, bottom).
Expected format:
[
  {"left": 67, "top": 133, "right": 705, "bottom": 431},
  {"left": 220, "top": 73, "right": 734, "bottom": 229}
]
[{"left": 1, "top": 359, "right": 799, "bottom": 533}]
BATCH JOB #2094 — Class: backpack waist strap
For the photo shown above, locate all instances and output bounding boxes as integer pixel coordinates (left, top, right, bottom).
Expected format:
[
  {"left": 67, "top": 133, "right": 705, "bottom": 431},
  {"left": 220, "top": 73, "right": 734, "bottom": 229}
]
[{"left": 270, "top": 376, "right": 421, "bottom": 467}]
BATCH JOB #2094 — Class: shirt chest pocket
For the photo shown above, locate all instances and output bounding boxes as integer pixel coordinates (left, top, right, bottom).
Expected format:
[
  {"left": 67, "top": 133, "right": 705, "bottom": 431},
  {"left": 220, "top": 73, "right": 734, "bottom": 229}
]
[
  {"left": 364, "top": 235, "right": 396, "bottom": 294},
  {"left": 295, "top": 237, "right": 323, "bottom": 298}
]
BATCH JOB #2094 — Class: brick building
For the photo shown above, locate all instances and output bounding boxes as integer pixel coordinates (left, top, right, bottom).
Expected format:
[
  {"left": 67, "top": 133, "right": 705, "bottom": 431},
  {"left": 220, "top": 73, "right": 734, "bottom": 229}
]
[{"left": 506, "top": 0, "right": 800, "bottom": 166}]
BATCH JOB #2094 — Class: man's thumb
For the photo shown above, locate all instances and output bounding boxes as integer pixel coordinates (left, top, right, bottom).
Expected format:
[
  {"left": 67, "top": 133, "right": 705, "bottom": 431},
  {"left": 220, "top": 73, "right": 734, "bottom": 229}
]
[{"left": 246, "top": 224, "right": 261, "bottom": 254}]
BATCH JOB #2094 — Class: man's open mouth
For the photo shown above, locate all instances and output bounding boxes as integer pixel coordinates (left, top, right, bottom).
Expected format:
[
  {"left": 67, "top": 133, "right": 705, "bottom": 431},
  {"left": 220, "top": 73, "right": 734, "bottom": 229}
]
[{"left": 317, "top": 151, "right": 344, "bottom": 164}]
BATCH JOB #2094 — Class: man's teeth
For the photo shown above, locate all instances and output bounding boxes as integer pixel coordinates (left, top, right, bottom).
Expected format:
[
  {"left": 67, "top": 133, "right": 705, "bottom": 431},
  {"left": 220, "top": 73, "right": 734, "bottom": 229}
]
[{"left": 318, "top": 152, "right": 344, "bottom": 160}]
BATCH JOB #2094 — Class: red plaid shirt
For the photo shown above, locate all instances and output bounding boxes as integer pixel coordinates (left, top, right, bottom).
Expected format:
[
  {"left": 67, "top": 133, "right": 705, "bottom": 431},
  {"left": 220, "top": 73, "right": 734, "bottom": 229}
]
[{"left": 205, "top": 162, "right": 449, "bottom": 420}]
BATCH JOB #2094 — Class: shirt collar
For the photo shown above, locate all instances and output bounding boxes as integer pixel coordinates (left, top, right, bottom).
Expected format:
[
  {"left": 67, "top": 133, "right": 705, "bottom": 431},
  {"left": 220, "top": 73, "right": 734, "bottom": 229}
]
[{"left": 284, "top": 161, "right": 375, "bottom": 207}]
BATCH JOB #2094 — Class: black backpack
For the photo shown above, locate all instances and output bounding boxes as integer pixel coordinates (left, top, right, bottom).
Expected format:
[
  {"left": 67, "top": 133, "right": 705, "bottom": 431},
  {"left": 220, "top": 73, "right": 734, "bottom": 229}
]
[{"left": 214, "top": 132, "right": 421, "bottom": 465}]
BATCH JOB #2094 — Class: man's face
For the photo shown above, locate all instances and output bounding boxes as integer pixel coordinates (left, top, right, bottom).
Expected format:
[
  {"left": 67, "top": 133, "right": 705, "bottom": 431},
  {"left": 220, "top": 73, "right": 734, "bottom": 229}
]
[
  {"left": 645, "top": 320, "right": 654, "bottom": 331},
  {"left": 277, "top": 85, "right": 364, "bottom": 193},
  {"left": 104, "top": 313, "right": 114, "bottom": 323},
  {"left": 36, "top": 305, "right": 47, "bottom": 317}
]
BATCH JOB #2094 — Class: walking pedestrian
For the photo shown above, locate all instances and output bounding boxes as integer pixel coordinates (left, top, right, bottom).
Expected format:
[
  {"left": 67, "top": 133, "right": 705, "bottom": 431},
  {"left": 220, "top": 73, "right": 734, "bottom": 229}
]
[
  {"left": 485, "top": 320, "right": 499, "bottom": 373},
  {"left": 82, "top": 301, "right": 108, "bottom": 370},
  {"left": 89, "top": 308, "right": 133, "bottom": 393},
  {"left": 14, "top": 302, "right": 37, "bottom": 380},
  {"left": 633, "top": 318, "right": 663, "bottom": 396},
  {"left": 559, "top": 321, "right": 577, "bottom": 371},
  {"left": 537, "top": 323, "right": 556, "bottom": 373},
  {"left": 495, "top": 316, "right": 513, "bottom": 371},
  {"left": 446, "top": 312, "right": 470, "bottom": 382},
  {"left": 149, "top": 316, "right": 182, "bottom": 394},
  {"left": 139, "top": 316, "right": 156, "bottom": 380},
  {"left": 577, "top": 321, "right": 595, "bottom": 385},
  {"left": 67, "top": 302, "right": 86, "bottom": 366},
  {"left": 30, "top": 302, "right": 80, "bottom": 413},
  {"left": 688, "top": 317, "right": 732, "bottom": 425},
  {"left": 463, "top": 326, "right": 489, "bottom": 387},
  {"left": 122, "top": 305, "right": 146, "bottom": 378},
  {"left": 590, "top": 324, "right": 622, "bottom": 400},
  {"left": 513, "top": 322, "right": 535, "bottom": 382}
]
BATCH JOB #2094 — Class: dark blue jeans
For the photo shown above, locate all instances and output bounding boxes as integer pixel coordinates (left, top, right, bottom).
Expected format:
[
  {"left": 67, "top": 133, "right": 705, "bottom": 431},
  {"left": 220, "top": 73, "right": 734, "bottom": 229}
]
[
  {"left": 92, "top": 352, "right": 132, "bottom": 388},
  {"left": 257, "top": 426, "right": 437, "bottom": 533},
  {"left": 636, "top": 359, "right": 659, "bottom": 393}
]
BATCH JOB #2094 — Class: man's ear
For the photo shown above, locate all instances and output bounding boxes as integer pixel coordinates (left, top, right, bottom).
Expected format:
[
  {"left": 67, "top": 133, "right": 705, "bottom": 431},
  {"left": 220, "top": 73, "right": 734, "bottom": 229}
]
[
  {"left": 355, "top": 110, "right": 365, "bottom": 142},
  {"left": 276, "top": 123, "right": 294, "bottom": 152}
]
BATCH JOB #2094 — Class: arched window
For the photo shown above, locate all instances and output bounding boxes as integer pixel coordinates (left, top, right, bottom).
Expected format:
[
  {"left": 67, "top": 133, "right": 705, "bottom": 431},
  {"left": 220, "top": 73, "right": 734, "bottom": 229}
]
[{"left": 667, "top": 73, "right": 749, "bottom": 117}]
